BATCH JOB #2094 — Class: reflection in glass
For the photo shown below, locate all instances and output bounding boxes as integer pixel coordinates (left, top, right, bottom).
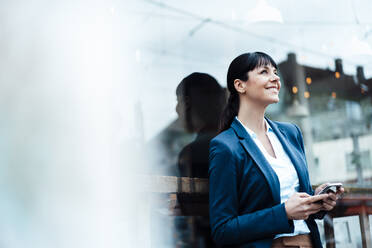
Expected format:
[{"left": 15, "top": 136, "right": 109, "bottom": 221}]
[{"left": 175, "top": 73, "right": 225, "bottom": 248}]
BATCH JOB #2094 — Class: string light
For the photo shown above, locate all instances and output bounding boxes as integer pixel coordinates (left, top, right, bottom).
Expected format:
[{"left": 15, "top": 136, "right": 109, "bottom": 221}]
[
  {"left": 306, "top": 77, "right": 312, "bottom": 84},
  {"left": 292, "top": 86, "right": 298, "bottom": 94},
  {"left": 335, "top": 71, "right": 340, "bottom": 78},
  {"left": 304, "top": 91, "right": 310, "bottom": 98},
  {"left": 331, "top": 92, "right": 337, "bottom": 98}
]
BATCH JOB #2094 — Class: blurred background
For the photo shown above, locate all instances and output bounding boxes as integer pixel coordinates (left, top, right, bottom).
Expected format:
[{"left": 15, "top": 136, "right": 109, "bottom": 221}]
[{"left": 1, "top": 0, "right": 372, "bottom": 247}]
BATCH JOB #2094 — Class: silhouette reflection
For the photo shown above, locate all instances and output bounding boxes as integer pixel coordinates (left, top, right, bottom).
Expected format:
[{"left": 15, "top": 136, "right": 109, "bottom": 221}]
[
  {"left": 175, "top": 72, "right": 225, "bottom": 247},
  {"left": 176, "top": 72, "right": 225, "bottom": 178}
]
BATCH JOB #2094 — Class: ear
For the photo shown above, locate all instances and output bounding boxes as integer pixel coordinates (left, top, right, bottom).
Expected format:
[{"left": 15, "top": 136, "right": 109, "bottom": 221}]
[{"left": 234, "top": 79, "right": 246, "bottom": 94}]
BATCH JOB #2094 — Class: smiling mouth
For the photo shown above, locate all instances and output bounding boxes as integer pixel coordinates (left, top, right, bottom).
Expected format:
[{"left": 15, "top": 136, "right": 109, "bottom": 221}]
[{"left": 266, "top": 87, "right": 279, "bottom": 92}]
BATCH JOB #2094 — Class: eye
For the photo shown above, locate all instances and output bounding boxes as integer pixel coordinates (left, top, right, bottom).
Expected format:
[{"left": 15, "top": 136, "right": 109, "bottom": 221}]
[{"left": 260, "top": 69, "right": 267, "bottom": 74}]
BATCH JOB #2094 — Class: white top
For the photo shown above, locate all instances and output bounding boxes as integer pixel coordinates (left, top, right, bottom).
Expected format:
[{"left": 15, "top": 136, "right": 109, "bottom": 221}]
[{"left": 236, "top": 117, "right": 310, "bottom": 238}]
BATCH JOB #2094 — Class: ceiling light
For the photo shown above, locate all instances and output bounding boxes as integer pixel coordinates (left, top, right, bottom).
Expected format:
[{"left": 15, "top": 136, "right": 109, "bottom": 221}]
[{"left": 246, "top": 0, "right": 283, "bottom": 23}]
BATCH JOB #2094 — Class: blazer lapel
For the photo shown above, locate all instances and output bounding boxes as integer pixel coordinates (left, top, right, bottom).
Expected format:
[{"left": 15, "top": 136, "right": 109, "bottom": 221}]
[
  {"left": 266, "top": 118, "right": 308, "bottom": 193},
  {"left": 231, "top": 118, "right": 281, "bottom": 204}
]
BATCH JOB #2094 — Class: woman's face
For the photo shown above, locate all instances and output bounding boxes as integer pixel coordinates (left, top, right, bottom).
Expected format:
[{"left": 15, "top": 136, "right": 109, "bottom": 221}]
[{"left": 242, "top": 64, "right": 281, "bottom": 105}]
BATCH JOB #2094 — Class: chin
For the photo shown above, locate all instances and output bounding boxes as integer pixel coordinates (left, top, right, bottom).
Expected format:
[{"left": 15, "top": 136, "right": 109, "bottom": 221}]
[
  {"left": 273, "top": 97, "right": 280, "bottom": 103},
  {"left": 267, "top": 96, "right": 279, "bottom": 104}
]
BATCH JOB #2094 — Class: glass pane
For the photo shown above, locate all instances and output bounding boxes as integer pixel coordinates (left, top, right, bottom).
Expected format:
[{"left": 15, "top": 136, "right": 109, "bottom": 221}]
[
  {"left": 316, "top": 216, "right": 363, "bottom": 248},
  {"left": 2, "top": 0, "right": 372, "bottom": 247},
  {"left": 333, "top": 216, "right": 362, "bottom": 248}
]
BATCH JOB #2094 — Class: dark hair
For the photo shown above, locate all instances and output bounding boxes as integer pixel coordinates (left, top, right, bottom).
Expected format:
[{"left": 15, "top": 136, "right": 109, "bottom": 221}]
[
  {"left": 176, "top": 72, "right": 225, "bottom": 132},
  {"left": 219, "top": 52, "right": 278, "bottom": 132}
]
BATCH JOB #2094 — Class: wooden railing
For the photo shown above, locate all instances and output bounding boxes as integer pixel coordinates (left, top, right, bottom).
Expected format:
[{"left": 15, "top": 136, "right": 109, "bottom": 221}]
[
  {"left": 141, "top": 175, "right": 372, "bottom": 248},
  {"left": 321, "top": 187, "right": 372, "bottom": 248}
]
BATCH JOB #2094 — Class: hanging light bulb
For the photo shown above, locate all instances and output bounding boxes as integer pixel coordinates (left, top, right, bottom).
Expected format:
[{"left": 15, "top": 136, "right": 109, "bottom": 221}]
[
  {"left": 246, "top": 0, "right": 283, "bottom": 23},
  {"left": 292, "top": 86, "right": 298, "bottom": 94}
]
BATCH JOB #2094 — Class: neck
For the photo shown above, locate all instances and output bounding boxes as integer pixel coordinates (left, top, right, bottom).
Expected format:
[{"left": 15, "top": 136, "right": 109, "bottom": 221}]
[{"left": 237, "top": 100, "right": 267, "bottom": 134}]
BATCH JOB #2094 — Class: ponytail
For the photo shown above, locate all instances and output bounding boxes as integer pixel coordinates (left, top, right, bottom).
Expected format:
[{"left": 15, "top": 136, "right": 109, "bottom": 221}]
[{"left": 219, "top": 92, "right": 239, "bottom": 133}]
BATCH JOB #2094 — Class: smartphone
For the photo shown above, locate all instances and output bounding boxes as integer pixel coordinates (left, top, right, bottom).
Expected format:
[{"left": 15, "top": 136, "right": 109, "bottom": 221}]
[{"left": 317, "top": 183, "right": 343, "bottom": 195}]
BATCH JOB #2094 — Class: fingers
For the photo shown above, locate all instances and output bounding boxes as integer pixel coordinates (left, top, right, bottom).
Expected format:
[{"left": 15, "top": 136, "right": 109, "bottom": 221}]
[
  {"left": 289, "top": 190, "right": 343, "bottom": 220},
  {"left": 336, "top": 187, "right": 345, "bottom": 197},
  {"left": 322, "top": 202, "right": 335, "bottom": 211},
  {"left": 337, "top": 187, "right": 345, "bottom": 192},
  {"left": 327, "top": 193, "right": 337, "bottom": 201},
  {"left": 318, "top": 183, "right": 329, "bottom": 190},
  {"left": 308, "top": 203, "right": 323, "bottom": 212},
  {"left": 304, "top": 194, "right": 328, "bottom": 204},
  {"left": 322, "top": 195, "right": 337, "bottom": 210},
  {"left": 322, "top": 199, "right": 335, "bottom": 209},
  {"left": 315, "top": 183, "right": 329, "bottom": 194},
  {"left": 297, "top": 192, "right": 311, "bottom": 198}
]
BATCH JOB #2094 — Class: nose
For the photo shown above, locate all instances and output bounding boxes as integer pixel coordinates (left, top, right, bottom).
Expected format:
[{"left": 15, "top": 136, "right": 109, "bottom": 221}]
[
  {"left": 270, "top": 72, "right": 281, "bottom": 90},
  {"left": 271, "top": 73, "right": 280, "bottom": 82}
]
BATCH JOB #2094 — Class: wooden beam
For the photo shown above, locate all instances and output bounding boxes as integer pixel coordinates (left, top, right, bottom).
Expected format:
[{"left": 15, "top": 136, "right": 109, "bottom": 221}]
[
  {"left": 150, "top": 193, "right": 208, "bottom": 216},
  {"left": 141, "top": 176, "right": 372, "bottom": 218},
  {"left": 141, "top": 176, "right": 372, "bottom": 195},
  {"left": 140, "top": 175, "right": 208, "bottom": 194}
]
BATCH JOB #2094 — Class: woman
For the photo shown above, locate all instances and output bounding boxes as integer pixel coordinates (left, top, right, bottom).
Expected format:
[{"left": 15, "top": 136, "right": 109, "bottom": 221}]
[{"left": 208, "top": 52, "right": 344, "bottom": 248}]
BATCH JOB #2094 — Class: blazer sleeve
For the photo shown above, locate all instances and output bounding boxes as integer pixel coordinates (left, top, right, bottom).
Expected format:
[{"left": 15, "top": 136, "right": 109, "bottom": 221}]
[
  {"left": 209, "top": 139, "right": 294, "bottom": 246},
  {"left": 293, "top": 124, "right": 327, "bottom": 220}
]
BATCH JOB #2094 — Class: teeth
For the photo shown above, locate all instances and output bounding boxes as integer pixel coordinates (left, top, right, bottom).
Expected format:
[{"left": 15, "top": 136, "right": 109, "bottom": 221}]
[{"left": 267, "top": 88, "right": 278, "bottom": 92}]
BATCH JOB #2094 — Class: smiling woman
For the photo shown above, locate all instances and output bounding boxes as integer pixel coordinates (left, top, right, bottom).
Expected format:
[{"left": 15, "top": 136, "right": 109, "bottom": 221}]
[
  {"left": 209, "top": 52, "right": 344, "bottom": 248},
  {"left": 236, "top": 63, "right": 281, "bottom": 113}
]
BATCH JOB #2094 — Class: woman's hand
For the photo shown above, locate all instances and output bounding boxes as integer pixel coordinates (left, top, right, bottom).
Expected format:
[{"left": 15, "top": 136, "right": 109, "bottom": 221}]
[
  {"left": 315, "top": 183, "right": 345, "bottom": 211},
  {"left": 285, "top": 192, "right": 329, "bottom": 220}
]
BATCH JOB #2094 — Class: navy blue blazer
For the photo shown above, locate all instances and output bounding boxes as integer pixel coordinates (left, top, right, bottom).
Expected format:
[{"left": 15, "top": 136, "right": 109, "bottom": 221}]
[{"left": 208, "top": 117, "right": 322, "bottom": 248}]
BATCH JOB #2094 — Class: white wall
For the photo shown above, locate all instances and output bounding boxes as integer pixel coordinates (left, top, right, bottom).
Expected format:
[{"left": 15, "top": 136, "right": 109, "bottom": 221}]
[{"left": 312, "top": 134, "right": 372, "bottom": 184}]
